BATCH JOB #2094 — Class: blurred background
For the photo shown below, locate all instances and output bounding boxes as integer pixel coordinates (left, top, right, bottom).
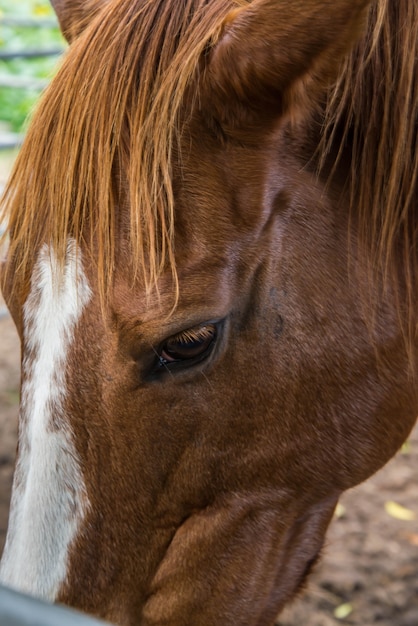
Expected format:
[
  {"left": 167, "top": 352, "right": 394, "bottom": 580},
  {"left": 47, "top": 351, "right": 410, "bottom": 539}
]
[{"left": 0, "top": 0, "right": 65, "bottom": 189}]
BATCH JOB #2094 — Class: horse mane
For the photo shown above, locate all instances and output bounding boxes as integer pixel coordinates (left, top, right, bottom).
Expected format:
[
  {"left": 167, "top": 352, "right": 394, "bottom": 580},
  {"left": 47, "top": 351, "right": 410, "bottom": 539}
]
[
  {"left": 321, "top": 0, "right": 418, "bottom": 316},
  {"left": 1, "top": 0, "right": 417, "bottom": 314},
  {"left": 1, "top": 0, "right": 249, "bottom": 299}
]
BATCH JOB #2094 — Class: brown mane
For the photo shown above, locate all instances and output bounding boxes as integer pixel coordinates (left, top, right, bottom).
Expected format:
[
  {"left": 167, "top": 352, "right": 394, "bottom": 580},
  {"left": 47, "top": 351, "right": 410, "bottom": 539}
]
[
  {"left": 1, "top": 0, "right": 417, "bottom": 311},
  {"left": 322, "top": 0, "right": 418, "bottom": 311},
  {"left": 1, "top": 0, "right": 249, "bottom": 298}
]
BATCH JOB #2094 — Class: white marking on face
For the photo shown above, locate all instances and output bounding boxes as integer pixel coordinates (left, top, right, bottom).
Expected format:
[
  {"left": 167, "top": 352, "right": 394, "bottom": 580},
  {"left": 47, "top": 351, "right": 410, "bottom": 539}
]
[{"left": 0, "top": 240, "right": 91, "bottom": 600}]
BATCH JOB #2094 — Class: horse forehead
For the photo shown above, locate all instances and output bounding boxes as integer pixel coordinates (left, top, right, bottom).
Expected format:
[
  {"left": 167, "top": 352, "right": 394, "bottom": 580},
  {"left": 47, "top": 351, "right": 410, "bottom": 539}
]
[{"left": 176, "top": 129, "right": 277, "bottom": 225}]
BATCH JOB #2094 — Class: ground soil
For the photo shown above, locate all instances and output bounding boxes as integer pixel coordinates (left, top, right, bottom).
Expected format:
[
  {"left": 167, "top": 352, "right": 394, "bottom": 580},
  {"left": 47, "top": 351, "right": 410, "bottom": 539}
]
[{"left": 0, "top": 306, "right": 417, "bottom": 626}]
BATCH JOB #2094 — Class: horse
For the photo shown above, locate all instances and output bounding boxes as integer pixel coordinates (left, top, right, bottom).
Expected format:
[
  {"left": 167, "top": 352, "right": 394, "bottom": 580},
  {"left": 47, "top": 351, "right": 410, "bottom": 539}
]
[{"left": 0, "top": 0, "right": 417, "bottom": 624}]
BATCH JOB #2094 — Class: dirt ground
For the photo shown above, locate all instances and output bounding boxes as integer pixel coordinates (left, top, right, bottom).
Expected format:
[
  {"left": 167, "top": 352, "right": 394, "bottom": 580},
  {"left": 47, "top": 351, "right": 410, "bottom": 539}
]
[{"left": 0, "top": 307, "right": 417, "bottom": 625}]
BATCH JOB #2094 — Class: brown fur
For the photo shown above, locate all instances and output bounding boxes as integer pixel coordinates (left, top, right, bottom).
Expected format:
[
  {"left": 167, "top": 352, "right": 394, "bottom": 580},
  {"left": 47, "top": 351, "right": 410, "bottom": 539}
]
[{"left": 1, "top": 1, "right": 418, "bottom": 624}]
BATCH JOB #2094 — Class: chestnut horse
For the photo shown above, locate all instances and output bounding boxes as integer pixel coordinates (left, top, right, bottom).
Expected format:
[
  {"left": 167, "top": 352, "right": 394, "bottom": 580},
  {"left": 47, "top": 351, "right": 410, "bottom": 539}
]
[{"left": 1, "top": 0, "right": 417, "bottom": 624}]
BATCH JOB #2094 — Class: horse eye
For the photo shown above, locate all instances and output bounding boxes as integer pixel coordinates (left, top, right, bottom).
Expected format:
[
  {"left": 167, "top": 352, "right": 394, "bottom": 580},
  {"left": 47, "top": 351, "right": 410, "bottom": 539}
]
[{"left": 159, "top": 323, "right": 217, "bottom": 365}]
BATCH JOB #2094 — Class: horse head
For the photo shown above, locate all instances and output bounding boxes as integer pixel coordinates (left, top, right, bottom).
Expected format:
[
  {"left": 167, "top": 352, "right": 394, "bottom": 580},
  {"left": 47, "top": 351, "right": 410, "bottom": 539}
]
[{"left": 1, "top": 1, "right": 417, "bottom": 624}]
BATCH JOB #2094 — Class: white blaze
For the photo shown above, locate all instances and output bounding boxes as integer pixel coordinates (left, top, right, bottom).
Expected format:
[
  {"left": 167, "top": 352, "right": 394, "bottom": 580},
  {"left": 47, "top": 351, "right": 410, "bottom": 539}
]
[{"left": 0, "top": 241, "right": 91, "bottom": 600}]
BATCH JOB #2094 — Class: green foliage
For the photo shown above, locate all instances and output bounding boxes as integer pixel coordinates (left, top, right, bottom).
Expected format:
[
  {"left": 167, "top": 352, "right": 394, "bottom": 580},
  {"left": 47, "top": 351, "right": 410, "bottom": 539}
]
[
  {"left": 1, "top": 0, "right": 54, "bottom": 18},
  {"left": 0, "top": 0, "right": 65, "bottom": 132}
]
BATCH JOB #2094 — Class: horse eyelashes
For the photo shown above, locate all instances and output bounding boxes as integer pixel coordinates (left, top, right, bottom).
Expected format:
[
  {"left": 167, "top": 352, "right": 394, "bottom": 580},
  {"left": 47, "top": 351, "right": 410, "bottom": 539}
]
[{"left": 159, "top": 323, "right": 218, "bottom": 365}]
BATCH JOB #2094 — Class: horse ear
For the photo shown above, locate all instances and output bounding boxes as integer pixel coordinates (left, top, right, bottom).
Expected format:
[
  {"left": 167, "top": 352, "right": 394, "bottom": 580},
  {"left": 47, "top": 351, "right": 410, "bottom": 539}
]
[
  {"left": 50, "top": 0, "right": 105, "bottom": 42},
  {"left": 205, "top": 0, "right": 371, "bottom": 133}
]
